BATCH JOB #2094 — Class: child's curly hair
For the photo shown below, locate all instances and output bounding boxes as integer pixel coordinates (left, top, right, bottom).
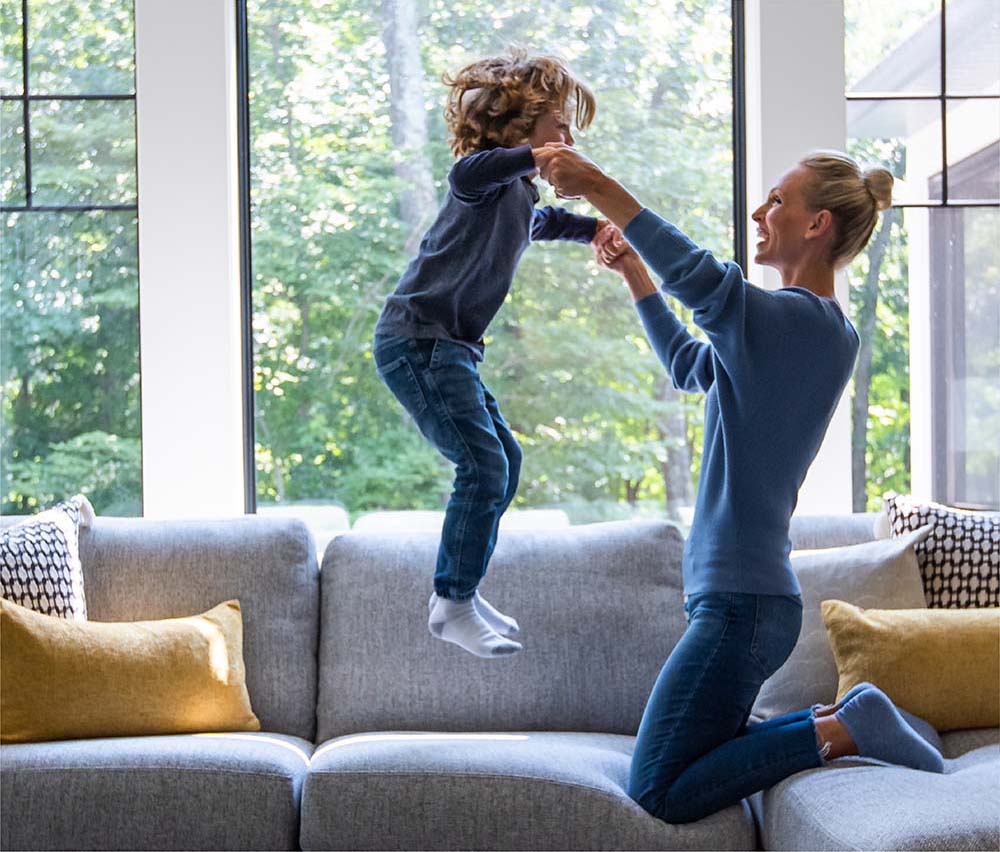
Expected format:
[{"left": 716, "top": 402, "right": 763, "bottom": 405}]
[{"left": 444, "top": 48, "right": 596, "bottom": 157}]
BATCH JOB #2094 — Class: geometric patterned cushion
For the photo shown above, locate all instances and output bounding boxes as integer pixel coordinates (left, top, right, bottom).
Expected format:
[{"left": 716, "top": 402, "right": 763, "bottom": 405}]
[
  {"left": 0, "top": 495, "right": 94, "bottom": 620},
  {"left": 883, "top": 492, "right": 1000, "bottom": 609}
]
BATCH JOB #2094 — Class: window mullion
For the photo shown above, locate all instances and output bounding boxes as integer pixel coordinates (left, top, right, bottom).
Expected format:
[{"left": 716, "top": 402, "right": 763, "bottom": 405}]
[{"left": 20, "top": 0, "right": 31, "bottom": 208}]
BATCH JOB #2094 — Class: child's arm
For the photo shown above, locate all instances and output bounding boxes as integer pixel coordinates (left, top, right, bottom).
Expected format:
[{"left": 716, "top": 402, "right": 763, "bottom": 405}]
[
  {"left": 449, "top": 146, "right": 538, "bottom": 202},
  {"left": 530, "top": 206, "right": 598, "bottom": 243}
]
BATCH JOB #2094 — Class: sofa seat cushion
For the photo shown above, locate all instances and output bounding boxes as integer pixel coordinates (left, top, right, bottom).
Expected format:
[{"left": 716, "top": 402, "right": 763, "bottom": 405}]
[
  {"left": 0, "top": 732, "right": 313, "bottom": 851},
  {"left": 758, "top": 728, "right": 1000, "bottom": 851},
  {"left": 301, "top": 731, "right": 755, "bottom": 851}
]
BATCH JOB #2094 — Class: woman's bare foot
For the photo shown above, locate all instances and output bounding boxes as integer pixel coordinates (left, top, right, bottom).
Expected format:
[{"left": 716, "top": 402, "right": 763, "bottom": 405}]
[{"left": 814, "top": 713, "right": 859, "bottom": 759}]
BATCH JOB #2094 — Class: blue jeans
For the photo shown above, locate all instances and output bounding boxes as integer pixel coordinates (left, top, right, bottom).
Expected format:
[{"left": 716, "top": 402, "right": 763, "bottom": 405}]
[
  {"left": 373, "top": 335, "right": 522, "bottom": 600},
  {"left": 628, "top": 591, "right": 824, "bottom": 823}
]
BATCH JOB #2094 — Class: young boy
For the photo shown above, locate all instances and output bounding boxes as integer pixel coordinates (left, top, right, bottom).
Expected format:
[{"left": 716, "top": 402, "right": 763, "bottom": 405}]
[{"left": 373, "top": 49, "right": 623, "bottom": 658}]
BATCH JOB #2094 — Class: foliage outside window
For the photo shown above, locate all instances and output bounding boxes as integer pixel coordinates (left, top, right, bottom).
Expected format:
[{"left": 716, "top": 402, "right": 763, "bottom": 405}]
[
  {"left": 246, "top": 0, "right": 736, "bottom": 529},
  {"left": 1, "top": 0, "right": 141, "bottom": 516}
]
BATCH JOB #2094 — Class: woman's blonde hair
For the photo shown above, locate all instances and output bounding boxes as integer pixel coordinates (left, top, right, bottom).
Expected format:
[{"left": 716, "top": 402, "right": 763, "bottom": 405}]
[
  {"left": 444, "top": 48, "right": 596, "bottom": 157},
  {"left": 798, "top": 150, "right": 895, "bottom": 267}
]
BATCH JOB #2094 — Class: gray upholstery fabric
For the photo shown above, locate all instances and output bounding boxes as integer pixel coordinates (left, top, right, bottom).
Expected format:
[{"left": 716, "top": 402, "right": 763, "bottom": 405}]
[
  {"left": 317, "top": 520, "right": 687, "bottom": 740},
  {"left": 758, "top": 729, "right": 1000, "bottom": 851},
  {"left": 0, "top": 733, "right": 314, "bottom": 850},
  {"left": 301, "top": 731, "right": 754, "bottom": 851},
  {"left": 941, "top": 727, "right": 1000, "bottom": 758},
  {"left": 789, "top": 513, "right": 878, "bottom": 550},
  {"left": 753, "top": 527, "right": 931, "bottom": 719},
  {"left": 72, "top": 517, "right": 319, "bottom": 739}
]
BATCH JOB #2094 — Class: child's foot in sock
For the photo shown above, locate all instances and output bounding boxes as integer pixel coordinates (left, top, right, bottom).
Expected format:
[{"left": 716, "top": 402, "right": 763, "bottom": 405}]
[
  {"left": 814, "top": 682, "right": 943, "bottom": 752},
  {"left": 835, "top": 687, "right": 944, "bottom": 773},
  {"left": 428, "top": 594, "right": 522, "bottom": 658},
  {"left": 429, "top": 592, "right": 521, "bottom": 639},
  {"left": 427, "top": 592, "right": 521, "bottom": 639},
  {"left": 474, "top": 591, "right": 521, "bottom": 638}
]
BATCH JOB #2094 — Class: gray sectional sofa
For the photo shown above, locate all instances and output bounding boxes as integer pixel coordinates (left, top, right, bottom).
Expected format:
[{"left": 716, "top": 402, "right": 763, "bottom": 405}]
[{"left": 1, "top": 514, "right": 997, "bottom": 851}]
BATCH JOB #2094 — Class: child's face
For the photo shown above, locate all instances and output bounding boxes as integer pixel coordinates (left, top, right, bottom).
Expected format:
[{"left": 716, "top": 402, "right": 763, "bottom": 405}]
[{"left": 528, "top": 107, "right": 575, "bottom": 148}]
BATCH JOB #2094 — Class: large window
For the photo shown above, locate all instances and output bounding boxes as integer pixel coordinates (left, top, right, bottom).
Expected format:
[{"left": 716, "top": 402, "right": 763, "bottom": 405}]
[
  {"left": 1, "top": 0, "right": 141, "bottom": 516},
  {"left": 846, "top": 0, "right": 999, "bottom": 511},
  {"left": 245, "top": 0, "right": 738, "bottom": 535}
]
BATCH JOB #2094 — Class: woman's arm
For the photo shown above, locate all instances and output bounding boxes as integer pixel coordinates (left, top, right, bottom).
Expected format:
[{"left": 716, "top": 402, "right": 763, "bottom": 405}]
[
  {"left": 536, "top": 144, "right": 642, "bottom": 229},
  {"left": 608, "top": 249, "right": 715, "bottom": 393},
  {"left": 541, "top": 145, "right": 747, "bottom": 364}
]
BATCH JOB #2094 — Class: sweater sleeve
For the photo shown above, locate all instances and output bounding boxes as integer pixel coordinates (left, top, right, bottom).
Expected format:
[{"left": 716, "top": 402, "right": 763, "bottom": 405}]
[
  {"left": 530, "top": 206, "right": 599, "bottom": 243},
  {"left": 448, "top": 145, "right": 538, "bottom": 202},
  {"left": 624, "top": 208, "right": 748, "bottom": 364},
  {"left": 634, "top": 292, "right": 715, "bottom": 393}
]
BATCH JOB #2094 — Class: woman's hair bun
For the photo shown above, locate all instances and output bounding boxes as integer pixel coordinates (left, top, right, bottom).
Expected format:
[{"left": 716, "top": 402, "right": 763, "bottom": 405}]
[{"left": 863, "top": 167, "right": 894, "bottom": 212}]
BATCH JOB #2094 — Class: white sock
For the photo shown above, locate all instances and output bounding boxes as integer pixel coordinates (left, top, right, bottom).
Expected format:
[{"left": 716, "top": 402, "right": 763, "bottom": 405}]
[
  {"left": 429, "top": 592, "right": 521, "bottom": 639},
  {"left": 427, "top": 595, "right": 522, "bottom": 659}
]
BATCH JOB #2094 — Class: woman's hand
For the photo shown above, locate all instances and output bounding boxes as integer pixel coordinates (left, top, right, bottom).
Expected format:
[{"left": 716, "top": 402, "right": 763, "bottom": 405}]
[
  {"left": 537, "top": 143, "right": 604, "bottom": 200},
  {"left": 538, "top": 143, "right": 644, "bottom": 230},
  {"left": 592, "top": 219, "right": 627, "bottom": 266},
  {"left": 594, "top": 239, "right": 658, "bottom": 302}
]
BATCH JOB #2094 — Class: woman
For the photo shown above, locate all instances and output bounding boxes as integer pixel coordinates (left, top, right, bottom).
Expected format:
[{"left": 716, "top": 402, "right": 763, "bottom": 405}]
[{"left": 540, "top": 147, "right": 945, "bottom": 823}]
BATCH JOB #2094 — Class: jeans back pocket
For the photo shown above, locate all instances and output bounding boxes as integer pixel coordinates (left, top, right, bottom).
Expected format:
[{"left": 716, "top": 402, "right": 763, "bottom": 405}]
[{"left": 377, "top": 355, "right": 428, "bottom": 418}]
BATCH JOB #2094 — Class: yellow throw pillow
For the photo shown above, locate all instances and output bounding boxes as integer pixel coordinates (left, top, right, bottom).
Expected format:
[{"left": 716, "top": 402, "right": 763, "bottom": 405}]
[
  {"left": 1, "top": 598, "right": 260, "bottom": 743},
  {"left": 821, "top": 599, "right": 1000, "bottom": 732}
]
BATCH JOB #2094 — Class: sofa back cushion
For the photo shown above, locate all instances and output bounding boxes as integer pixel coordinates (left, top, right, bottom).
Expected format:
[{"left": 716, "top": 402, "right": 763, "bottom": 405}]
[
  {"left": 25, "top": 517, "right": 320, "bottom": 739},
  {"left": 316, "top": 520, "right": 686, "bottom": 741},
  {"left": 789, "top": 513, "right": 878, "bottom": 550}
]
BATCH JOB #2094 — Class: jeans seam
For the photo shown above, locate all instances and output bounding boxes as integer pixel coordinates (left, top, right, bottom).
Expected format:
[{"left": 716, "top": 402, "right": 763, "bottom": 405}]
[
  {"left": 421, "top": 364, "right": 481, "bottom": 599},
  {"left": 647, "top": 595, "right": 739, "bottom": 817},
  {"left": 748, "top": 595, "right": 765, "bottom": 670},
  {"left": 669, "top": 744, "right": 821, "bottom": 823}
]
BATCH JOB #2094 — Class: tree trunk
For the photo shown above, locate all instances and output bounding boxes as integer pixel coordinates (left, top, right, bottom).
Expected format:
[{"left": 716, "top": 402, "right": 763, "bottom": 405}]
[
  {"left": 381, "top": 0, "right": 436, "bottom": 254},
  {"left": 851, "top": 209, "right": 896, "bottom": 512},
  {"left": 657, "top": 376, "right": 692, "bottom": 522}
]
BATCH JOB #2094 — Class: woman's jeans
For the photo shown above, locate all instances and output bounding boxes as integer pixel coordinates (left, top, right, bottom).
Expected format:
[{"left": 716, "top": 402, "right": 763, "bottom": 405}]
[
  {"left": 628, "top": 591, "right": 824, "bottom": 823},
  {"left": 373, "top": 335, "right": 522, "bottom": 600}
]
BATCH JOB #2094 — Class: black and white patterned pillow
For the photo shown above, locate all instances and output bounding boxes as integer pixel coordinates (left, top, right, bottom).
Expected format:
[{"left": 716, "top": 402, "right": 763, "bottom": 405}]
[
  {"left": 883, "top": 492, "right": 1000, "bottom": 609},
  {"left": 0, "top": 495, "right": 94, "bottom": 619}
]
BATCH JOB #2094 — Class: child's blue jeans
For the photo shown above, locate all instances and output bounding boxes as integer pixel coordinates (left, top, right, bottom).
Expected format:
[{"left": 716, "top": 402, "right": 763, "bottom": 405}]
[
  {"left": 373, "top": 335, "right": 522, "bottom": 600},
  {"left": 628, "top": 591, "right": 824, "bottom": 823}
]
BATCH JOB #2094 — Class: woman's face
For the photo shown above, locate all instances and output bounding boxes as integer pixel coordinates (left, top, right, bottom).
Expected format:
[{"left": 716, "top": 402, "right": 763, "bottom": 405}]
[
  {"left": 751, "top": 166, "right": 821, "bottom": 270},
  {"left": 529, "top": 107, "right": 575, "bottom": 148}
]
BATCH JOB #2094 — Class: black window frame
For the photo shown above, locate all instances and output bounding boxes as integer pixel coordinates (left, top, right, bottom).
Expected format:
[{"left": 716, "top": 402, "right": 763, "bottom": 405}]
[
  {"left": 234, "top": 0, "right": 750, "bottom": 513},
  {"left": 0, "top": 0, "right": 140, "bottom": 215},
  {"left": 846, "top": 0, "right": 1000, "bottom": 510},
  {"left": 0, "top": 0, "right": 144, "bottom": 514}
]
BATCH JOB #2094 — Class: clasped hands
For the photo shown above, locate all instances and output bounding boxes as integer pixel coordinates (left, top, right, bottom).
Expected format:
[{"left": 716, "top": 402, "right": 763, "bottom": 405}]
[{"left": 532, "top": 142, "right": 635, "bottom": 274}]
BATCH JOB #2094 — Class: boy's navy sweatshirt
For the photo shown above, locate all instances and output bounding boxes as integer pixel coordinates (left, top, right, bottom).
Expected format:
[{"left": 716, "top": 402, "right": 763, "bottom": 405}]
[
  {"left": 624, "top": 208, "right": 860, "bottom": 597},
  {"left": 375, "top": 145, "right": 598, "bottom": 359}
]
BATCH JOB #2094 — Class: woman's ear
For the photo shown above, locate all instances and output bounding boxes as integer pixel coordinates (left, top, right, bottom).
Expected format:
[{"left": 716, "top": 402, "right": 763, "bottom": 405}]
[{"left": 805, "top": 209, "right": 834, "bottom": 241}]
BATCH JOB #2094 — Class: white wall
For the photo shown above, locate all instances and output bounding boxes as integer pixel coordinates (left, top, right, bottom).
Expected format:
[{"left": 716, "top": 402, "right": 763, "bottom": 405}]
[
  {"left": 745, "top": 0, "right": 853, "bottom": 514},
  {"left": 135, "top": 0, "right": 246, "bottom": 517}
]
